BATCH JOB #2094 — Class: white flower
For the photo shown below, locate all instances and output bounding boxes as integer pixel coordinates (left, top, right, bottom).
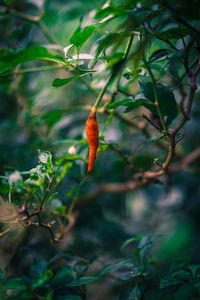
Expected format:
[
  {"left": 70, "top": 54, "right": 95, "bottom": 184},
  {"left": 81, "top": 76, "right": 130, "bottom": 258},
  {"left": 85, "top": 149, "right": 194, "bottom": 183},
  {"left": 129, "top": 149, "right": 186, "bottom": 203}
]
[{"left": 9, "top": 171, "right": 22, "bottom": 185}]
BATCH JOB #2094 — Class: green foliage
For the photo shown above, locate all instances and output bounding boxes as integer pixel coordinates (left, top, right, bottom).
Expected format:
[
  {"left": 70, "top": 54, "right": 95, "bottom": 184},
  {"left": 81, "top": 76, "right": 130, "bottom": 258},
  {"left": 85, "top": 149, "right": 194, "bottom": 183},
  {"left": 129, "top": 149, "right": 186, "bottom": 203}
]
[
  {"left": 0, "top": 46, "right": 66, "bottom": 74},
  {"left": 0, "top": 0, "right": 200, "bottom": 299}
]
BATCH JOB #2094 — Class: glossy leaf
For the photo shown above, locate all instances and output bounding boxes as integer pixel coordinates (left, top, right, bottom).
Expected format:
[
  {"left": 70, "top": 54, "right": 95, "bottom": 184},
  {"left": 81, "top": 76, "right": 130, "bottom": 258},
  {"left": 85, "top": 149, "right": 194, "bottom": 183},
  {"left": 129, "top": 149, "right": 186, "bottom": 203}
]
[
  {"left": 53, "top": 76, "right": 80, "bottom": 87},
  {"left": 149, "top": 49, "right": 171, "bottom": 62}
]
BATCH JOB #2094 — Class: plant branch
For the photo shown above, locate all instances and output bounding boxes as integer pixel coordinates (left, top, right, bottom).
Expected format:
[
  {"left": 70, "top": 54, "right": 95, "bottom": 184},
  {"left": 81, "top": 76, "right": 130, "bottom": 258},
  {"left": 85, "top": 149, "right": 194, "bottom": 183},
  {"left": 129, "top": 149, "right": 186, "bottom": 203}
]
[
  {"left": 143, "top": 54, "right": 168, "bottom": 134},
  {"left": 171, "top": 55, "right": 200, "bottom": 135},
  {"left": 76, "top": 146, "right": 200, "bottom": 209},
  {"left": 6, "top": 7, "right": 59, "bottom": 45}
]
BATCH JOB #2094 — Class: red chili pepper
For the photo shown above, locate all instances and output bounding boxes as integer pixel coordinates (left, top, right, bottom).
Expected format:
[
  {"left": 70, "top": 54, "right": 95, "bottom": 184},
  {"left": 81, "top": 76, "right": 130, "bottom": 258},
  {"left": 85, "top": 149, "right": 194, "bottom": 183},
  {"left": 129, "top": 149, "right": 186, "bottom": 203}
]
[{"left": 86, "top": 110, "right": 99, "bottom": 173}]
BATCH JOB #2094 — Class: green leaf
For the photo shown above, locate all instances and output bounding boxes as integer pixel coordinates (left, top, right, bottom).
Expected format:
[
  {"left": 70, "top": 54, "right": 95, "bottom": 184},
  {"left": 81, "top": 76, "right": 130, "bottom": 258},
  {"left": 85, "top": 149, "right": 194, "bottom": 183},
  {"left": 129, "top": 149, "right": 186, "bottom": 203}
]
[
  {"left": 57, "top": 296, "right": 82, "bottom": 300},
  {"left": 106, "top": 99, "right": 132, "bottom": 109},
  {"left": 29, "top": 260, "right": 48, "bottom": 278},
  {"left": 139, "top": 80, "right": 178, "bottom": 126},
  {"left": 56, "top": 154, "right": 82, "bottom": 166},
  {"left": 95, "top": 33, "right": 120, "bottom": 58},
  {"left": 99, "top": 258, "right": 134, "bottom": 276},
  {"left": 125, "top": 97, "right": 154, "bottom": 113},
  {"left": 66, "top": 185, "right": 79, "bottom": 198},
  {"left": 160, "top": 277, "right": 183, "bottom": 288},
  {"left": 96, "top": 144, "right": 109, "bottom": 156},
  {"left": 0, "top": 267, "right": 5, "bottom": 279},
  {"left": 186, "top": 265, "right": 200, "bottom": 278},
  {"left": 42, "top": 109, "right": 65, "bottom": 129},
  {"left": 70, "top": 25, "right": 95, "bottom": 50},
  {"left": 67, "top": 276, "right": 99, "bottom": 287},
  {"left": 51, "top": 265, "right": 74, "bottom": 286},
  {"left": 5, "top": 278, "right": 27, "bottom": 291},
  {"left": 148, "top": 133, "right": 164, "bottom": 143},
  {"left": 149, "top": 49, "right": 171, "bottom": 62},
  {"left": 171, "top": 270, "right": 191, "bottom": 281},
  {"left": 138, "top": 234, "right": 152, "bottom": 259},
  {"left": 31, "top": 269, "right": 53, "bottom": 290},
  {"left": 56, "top": 162, "right": 73, "bottom": 184},
  {"left": 95, "top": 5, "right": 128, "bottom": 20},
  {"left": 120, "top": 235, "right": 145, "bottom": 252},
  {"left": 0, "top": 46, "right": 66, "bottom": 74},
  {"left": 157, "top": 26, "right": 191, "bottom": 40},
  {"left": 129, "top": 284, "right": 141, "bottom": 300},
  {"left": 53, "top": 76, "right": 79, "bottom": 87}
]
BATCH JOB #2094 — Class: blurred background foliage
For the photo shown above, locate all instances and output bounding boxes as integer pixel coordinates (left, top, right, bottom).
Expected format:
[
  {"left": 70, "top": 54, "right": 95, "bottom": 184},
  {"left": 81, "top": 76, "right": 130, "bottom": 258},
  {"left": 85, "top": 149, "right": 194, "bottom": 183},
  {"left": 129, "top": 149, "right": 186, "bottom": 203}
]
[{"left": 0, "top": 0, "right": 200, "bottom": 299}]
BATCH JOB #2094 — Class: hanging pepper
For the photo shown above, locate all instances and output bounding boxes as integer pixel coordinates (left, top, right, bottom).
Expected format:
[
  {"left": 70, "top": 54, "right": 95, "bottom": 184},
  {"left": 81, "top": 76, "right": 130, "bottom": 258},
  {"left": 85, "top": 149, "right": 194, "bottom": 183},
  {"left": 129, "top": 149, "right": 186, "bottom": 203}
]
[{"left": 86, "top": 109, "right": 99, "bottom": 173}]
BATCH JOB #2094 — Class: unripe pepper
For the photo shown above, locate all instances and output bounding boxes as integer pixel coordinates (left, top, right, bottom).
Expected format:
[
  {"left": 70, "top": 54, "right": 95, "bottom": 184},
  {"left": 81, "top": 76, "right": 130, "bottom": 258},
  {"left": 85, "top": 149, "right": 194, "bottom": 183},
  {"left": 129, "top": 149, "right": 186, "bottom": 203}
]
[{"left": 86, "top": 109, "right": 99, "bottom": 173}]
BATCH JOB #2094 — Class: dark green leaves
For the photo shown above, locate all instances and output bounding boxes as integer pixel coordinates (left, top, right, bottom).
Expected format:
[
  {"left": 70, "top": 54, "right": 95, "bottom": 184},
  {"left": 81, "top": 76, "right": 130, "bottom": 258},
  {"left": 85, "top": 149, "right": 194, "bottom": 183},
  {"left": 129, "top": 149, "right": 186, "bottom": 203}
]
[
  {"left": 0, "top": 46, "right": 66, "bottom": 74},
  {"left": 160, "top": 277, "right": 183, "bottom": 288},
  {"left": 70, "top": 25, "right": 95, "bottom": 50},
  {"left": 157, "top": 26, "right": 191, "bottom": 40},
  {"left": 139, "top": 80, "right": 178, "bottom": 126}
]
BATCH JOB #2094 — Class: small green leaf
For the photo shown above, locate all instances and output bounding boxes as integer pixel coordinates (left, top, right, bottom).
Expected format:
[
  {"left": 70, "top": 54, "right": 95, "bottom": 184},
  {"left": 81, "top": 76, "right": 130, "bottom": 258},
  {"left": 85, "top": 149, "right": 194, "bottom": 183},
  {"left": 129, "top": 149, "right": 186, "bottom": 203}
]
[
  {"left": 53, "top": 76, "right": 79, "bottom": 87},
  {"left": 31, "top": 269, "right": 53, "bottom": 290},
  {"left": 120, "top": 235, "right": 145, "bottom": 252},
  {"left": 67, "top": 276, "right": 99, "bottom": 287},
  {"left": 96, "top": 144, "right": 109, "bottom": 156},
  {"left": 0, "top": 268, "right": 5, "bottom": 279},
  {"left": 157, "top": 26, "right": 191, "bottom": 40},
  {"left": 125, "top": 97, "right": 154, "bottom": 112},
  {"left": 56, "top": 162, "right": 73, "bottom": 184},
  {"left": 186, "top": 265, "right": 200, "bottom": 278},
  {"left": 70, "top": 25, "right": 95, "bottom": 50},
  {"left": 29, "top": 260, "right": 47, "bottom": 278},
  {"left": 57, "top": 296, "right": 82, "bottom": 300},
  {"left": 99, "top": 258, "right": 134, "bottom": 276},
  {"left": 160, "top": 277, "right": 183, "bottom": 288},
  {"left": 56, "top": 154, "right": 82, "bottom": 166},
  {"left": 95, "top": 5, "right": 128, "bottom": 20},
  {"left": 138, "top": 234, "right": 152, "bottom": 259},
  {"left": 95, "top": 33, "right": 120, "bottom": 58},
  {"left": 129, "top": 284, "right": 141, "bottom": 300},
  {"left": 148, "top": 133, "right": 164, "bottom": 143},
  {"left": 106, "top": 99, "right": 132, "bottom": 109},
  {"left": 5, "top": 278, "right": 27, "bottom": 291},
  {"left": 51, "top": 265, "right": 74, "bottom": 286},
  {"left": 42, "top": 109, "right": 65, "bottom": 129},
  {"left": 149, "top": 49, "right": 171, "bottom": 62}
]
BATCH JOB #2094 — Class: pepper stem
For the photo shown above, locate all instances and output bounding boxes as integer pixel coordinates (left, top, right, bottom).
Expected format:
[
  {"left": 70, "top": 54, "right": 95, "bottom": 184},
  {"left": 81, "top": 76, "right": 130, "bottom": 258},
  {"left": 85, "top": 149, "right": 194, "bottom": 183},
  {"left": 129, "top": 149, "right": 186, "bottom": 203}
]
[
  {"left": 91, "top": 73, "right": 113, "bottom": 113},
  {"left": 91, "top": 35, "right": 134, "bottom": 113}
]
